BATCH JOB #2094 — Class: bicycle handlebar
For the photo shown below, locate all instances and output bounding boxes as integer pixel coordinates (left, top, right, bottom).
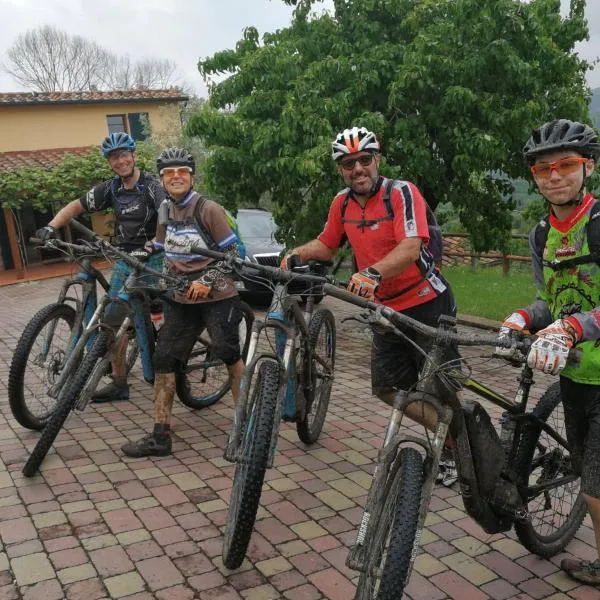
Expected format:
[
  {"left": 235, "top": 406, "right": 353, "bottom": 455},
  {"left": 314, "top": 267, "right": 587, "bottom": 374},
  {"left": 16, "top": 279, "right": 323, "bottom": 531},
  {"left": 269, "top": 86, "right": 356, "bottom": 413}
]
[
  {"left": 189, "top": 243, "right": 339, "bottom": 285},
  {"left": 68, "top": 220, "right": 184, "bottom": 287},
  {"left": 29, "top": 237, "right": 101, "bottom": 256},
  {"left": 188, "top": 244, "right": 532, "bottom": 352},
  {"left": 322, "top": 283, "right": 532, "bottom": 351}
]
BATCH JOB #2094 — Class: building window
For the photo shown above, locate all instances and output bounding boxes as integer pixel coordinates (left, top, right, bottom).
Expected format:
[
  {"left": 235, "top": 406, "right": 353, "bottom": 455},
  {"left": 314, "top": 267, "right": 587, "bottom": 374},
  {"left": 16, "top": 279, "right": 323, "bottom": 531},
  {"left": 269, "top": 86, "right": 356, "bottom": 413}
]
[
  {"left": 106, "top": 114, "right": 127, "bottom": 135},
  {"left": 128, "top": 112, "right": 150, "bottom": 141}
]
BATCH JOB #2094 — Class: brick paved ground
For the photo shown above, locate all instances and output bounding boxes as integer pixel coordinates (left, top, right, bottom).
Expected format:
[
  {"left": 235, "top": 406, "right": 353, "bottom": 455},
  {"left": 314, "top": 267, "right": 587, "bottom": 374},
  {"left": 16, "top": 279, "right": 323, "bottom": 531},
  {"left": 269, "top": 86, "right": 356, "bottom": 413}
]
[{"left": 0, "top": 275, "right": 598, "bottom": 599}]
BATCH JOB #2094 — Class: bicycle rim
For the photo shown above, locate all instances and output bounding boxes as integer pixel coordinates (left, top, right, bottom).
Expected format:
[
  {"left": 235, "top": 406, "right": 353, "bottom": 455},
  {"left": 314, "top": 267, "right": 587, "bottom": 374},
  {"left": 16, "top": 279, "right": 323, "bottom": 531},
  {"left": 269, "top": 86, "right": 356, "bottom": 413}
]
[
  {"left": 8, "top": 303, "right": 77, "bottom": 430},
  {"left": 514, "top": 382, "right": 586, "bottom": 556},
  {"left": 297, "top": 308, "right": 336, "bottom": 444}
]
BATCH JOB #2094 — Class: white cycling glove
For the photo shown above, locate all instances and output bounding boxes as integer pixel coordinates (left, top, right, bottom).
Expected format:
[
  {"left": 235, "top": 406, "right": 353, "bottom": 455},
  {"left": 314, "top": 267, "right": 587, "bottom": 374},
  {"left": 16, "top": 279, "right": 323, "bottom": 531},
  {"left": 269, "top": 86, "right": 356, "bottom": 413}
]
[
  {"left": 527, "top": 318, "right": 578, "bottom": 376},
  {"left": 495, "top": 312, "right": 528, "bottom": 357}
]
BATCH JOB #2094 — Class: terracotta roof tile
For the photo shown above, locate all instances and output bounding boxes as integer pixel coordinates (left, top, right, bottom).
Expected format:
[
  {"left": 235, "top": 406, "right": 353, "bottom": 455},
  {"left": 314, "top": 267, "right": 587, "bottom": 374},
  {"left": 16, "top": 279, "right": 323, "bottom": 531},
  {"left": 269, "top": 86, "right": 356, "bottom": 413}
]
[
  {"left": 0, "top": 146, "right": 96, "bottom": 172},
  {"left": 0, "top": 88, "right": 188, "bottom": 106}
]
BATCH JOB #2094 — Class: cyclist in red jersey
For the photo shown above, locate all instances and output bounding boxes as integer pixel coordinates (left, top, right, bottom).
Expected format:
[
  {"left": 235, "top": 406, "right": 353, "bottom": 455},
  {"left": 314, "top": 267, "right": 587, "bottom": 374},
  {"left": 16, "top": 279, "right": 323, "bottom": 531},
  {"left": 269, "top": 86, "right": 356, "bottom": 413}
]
[{"left": 284, "top": 128, "right": 458, "bottom": 483}]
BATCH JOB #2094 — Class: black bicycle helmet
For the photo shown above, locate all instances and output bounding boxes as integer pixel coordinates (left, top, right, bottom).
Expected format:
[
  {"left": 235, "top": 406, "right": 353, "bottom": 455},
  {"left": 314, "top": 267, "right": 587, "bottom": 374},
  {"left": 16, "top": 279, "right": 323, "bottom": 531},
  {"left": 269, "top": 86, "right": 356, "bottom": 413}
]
[
  {"left": 156, "top": 147, "right": 195, "bottom": 174},
  {"left": 523, "top": 119, "right": 600, "bottom": 163}
]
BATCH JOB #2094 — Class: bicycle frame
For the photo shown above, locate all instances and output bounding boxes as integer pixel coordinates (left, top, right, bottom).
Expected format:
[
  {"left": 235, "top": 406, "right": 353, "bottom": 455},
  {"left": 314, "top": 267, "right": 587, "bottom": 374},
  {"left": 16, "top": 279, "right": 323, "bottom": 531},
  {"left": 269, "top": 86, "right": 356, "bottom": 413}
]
[
  {"left": 226, "top": 279, "right": 318, "bottom": 466},
  {"left": 346, "top": 312, "right": 576, "bottom": 580},
  {"left": 38, "top": 259, "right": 109, "bottom": 365}
]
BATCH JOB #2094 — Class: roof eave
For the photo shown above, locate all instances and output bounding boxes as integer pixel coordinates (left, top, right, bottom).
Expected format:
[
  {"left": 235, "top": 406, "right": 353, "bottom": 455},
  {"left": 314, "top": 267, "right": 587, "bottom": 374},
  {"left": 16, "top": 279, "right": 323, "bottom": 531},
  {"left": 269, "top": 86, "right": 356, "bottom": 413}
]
[{"left": 0, "top": 95, "right": 189, "bottom": 107}]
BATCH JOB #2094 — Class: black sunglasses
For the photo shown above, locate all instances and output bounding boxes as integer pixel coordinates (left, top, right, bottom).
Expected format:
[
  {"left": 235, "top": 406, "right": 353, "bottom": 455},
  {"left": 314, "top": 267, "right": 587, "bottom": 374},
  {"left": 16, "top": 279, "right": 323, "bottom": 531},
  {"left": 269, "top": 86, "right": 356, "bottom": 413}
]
[{"left": 338, "top": 154, "right": 375, "bottom": 170}]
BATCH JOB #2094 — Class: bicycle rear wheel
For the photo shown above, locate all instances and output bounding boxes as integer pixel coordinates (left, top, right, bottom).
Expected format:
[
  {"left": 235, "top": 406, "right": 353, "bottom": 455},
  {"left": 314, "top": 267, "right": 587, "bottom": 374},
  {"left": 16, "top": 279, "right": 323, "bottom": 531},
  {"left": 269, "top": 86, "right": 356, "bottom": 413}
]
[
  {"left": 222, "top": 359, "right": 280, "bottom": 569},
  {"left": 297, "top": 308, "right": 336, "bottom": 444},
  {"left": 9, "top": 303, "right": 77, "bottom": 430},
  {"left": 355, "top": 447, "right": 424, "bottom": 600},
  {"left": 177, "top": 301, "right": 253, "bottom": 409},
  {"left": 22, "top": 332, "right": 110, "bottom": 477},
  {"left": 514, "top": 381, "right": 586, "bottom": 557}
]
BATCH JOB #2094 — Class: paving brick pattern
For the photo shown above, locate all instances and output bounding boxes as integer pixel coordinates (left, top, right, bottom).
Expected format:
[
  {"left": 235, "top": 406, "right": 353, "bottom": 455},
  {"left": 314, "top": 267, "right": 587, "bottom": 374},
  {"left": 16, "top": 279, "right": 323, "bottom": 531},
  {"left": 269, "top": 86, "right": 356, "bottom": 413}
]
[{"left": 0, "top": 275, "right": 596, "bottom": 599}]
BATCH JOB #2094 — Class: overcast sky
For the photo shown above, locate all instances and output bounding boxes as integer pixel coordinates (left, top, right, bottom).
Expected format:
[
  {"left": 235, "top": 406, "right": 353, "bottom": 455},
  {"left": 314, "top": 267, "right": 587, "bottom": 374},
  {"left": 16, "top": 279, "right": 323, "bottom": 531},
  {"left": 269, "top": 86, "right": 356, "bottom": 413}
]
[{"left": 1, "top": 0, "right": 599, "bottom": 96}]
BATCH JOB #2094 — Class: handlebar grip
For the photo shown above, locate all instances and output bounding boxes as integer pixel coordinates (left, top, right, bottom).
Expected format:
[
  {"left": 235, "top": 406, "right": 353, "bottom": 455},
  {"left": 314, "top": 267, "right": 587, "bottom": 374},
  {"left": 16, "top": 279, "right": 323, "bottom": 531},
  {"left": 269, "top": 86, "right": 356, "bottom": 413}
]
[
  {"left": 30, "top": 237, "right": 43, "bottom": 244},
  {"left": 70, "top": 219, "right": 98, "bottom": 239},
  {"left": 323, "top": 283, "right": 374, "bottom": 309}
]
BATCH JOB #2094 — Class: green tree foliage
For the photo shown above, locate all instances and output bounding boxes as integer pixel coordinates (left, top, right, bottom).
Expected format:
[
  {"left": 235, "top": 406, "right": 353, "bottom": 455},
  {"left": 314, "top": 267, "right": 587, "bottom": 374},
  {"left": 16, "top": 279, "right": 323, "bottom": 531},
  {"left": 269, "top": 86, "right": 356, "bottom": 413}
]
[
  {"left": 0, "top": 143, "right": 156, "bottom": 212},
  {"left": 188, "top": 0, "right": 593, "bottom": 251}
]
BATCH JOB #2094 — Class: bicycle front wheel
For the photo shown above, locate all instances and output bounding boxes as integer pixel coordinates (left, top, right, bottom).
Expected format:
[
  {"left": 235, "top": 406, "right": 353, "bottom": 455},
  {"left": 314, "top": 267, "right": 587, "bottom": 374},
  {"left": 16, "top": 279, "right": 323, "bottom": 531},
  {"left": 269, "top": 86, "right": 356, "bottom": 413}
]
[
  {"left": 9, "top": 303, "right": 77, "bottom": 430},
  {"left": 22, "top": 332, "right": 110, "bottom": 477},
  {"left": 355, "top": 447, "right": 424, "bottom": 600},
  {"left": 223, "top": 359, "right": 279, "bottom": 569},
  {"left": 514, "top": 381, "right": 586, "bottom": 557},
  {"left": 177, "top": 301, "right": 253, "bottom": 409},
  {"left": 297, "top": 308, "right": 336, "bottom": 444}
]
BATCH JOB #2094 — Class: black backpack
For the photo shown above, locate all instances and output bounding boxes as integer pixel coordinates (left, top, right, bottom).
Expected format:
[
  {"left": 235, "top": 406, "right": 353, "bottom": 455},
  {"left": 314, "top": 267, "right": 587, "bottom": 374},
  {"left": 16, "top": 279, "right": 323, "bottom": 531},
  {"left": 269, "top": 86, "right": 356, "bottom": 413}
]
[
  {"left": 340, "top": 178, "right": 443, "bottom": 264},
  {"left": 532, "top": 201, "right": 600, "bottom": 271}
]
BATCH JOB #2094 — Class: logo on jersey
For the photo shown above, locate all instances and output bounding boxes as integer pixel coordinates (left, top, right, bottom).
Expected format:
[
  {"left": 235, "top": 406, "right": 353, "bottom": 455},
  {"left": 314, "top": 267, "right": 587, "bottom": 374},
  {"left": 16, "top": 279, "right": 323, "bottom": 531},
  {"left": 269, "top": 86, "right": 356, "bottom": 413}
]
[{"left": 86, "top": 189, "right": 96, "bottom": 210}]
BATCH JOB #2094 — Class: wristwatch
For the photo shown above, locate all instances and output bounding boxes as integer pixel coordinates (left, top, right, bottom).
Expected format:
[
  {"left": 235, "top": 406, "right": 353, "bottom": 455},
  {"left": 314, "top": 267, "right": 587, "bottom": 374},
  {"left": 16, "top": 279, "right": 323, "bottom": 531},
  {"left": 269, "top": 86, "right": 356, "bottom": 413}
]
[{"left": 364, "top": 267, "right": 382, "bottom": 281}]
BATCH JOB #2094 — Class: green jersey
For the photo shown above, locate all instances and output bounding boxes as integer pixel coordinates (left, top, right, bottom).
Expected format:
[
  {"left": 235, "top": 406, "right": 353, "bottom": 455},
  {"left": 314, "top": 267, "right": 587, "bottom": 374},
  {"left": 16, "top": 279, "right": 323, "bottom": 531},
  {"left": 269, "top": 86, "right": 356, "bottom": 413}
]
[{"left": 535, "top": 196, "right": 600, "bottom": 383}]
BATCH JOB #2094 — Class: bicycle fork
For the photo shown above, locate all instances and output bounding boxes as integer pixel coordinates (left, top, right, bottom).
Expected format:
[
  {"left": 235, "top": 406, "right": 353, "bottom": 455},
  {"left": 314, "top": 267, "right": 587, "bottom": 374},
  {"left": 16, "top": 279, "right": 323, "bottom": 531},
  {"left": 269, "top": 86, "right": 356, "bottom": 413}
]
[
  {"left": 47, "top": 296, "right": 110, "bottom": 398},
  {"left": 346, "top": 390, "right": 452, "bottom": 573}
]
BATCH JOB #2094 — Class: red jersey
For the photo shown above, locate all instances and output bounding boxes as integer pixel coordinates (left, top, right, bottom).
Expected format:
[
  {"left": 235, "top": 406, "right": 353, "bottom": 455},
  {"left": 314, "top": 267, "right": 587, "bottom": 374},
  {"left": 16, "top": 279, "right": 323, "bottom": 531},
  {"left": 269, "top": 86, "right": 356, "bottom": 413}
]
[{"left": 318, "top": 177, "right": 447, "bottom": 311}]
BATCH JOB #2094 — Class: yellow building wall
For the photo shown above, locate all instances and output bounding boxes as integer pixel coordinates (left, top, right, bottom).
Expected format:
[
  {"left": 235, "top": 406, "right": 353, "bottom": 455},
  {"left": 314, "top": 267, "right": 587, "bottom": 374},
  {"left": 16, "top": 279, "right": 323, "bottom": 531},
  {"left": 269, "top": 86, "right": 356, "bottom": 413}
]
[{"left": 0, "top": 101, "right": 181, "bottom": 152}]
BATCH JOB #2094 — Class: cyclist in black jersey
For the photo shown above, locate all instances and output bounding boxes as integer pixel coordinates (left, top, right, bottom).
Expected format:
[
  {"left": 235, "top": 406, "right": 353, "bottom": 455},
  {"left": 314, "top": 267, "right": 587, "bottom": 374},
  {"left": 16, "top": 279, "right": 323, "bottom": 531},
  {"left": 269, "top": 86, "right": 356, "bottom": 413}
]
[{"left": 35, "top": 132, "right": 166, "bottom": 402}]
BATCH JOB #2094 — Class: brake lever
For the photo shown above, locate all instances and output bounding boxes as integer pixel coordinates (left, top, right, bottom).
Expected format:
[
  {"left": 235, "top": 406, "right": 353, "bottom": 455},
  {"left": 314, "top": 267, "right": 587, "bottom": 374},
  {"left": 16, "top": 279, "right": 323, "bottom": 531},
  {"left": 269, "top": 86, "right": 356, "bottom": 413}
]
[{"left": 341, "top": 312, "right": 373, "bottom": 326}]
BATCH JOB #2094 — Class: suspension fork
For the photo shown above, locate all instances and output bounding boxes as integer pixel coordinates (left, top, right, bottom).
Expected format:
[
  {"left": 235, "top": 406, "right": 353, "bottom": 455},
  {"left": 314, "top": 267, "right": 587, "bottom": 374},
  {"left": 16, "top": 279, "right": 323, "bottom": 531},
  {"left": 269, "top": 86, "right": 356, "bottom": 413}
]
[
  {"left": 346, "top": 389, "right": 452, "bottom": 571},
  {"left": 47, "top": 294, "right": 112, "bottom": 398}
]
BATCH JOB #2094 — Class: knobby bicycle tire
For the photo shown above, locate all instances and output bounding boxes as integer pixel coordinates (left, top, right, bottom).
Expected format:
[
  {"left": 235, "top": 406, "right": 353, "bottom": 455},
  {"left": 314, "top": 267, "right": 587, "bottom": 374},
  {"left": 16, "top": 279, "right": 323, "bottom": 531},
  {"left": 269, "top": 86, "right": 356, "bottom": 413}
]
[
  {"left": 514, "top": 381, "right": 586, "bottom": 557},
  {"left": 177, "top": 301, "right": 254, "bottom": 410},
  {"left": 22, "top": 332, "right": 109, "bottom": 477},
  {"left": 297, "top": 308, "right": 336, "bottom": 444},
  {"left": 9, "top": 303, "right": 77, "bottom": 430},
  {"left": 222, "top": 359, "right": 279, "bottom": 569},
  {"left": 356, "top": 447, "right": 424, "bottom": 600}
]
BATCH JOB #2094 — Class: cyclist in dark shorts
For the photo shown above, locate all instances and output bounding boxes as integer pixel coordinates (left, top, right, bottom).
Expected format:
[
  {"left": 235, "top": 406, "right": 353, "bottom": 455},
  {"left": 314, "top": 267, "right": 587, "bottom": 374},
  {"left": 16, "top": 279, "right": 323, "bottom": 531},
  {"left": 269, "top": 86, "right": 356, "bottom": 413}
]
[
  {"left": 283, "top": 127, "right": 459, "bottom": 484},
  {"left": 35, "top": 132, "right": 166, "bottom": 402},
  {"left": 121, "top": 147, "right": 245, "bottom": 458},
  {"left": 497, "top": 119, "right": 600, "bottom": 586}
]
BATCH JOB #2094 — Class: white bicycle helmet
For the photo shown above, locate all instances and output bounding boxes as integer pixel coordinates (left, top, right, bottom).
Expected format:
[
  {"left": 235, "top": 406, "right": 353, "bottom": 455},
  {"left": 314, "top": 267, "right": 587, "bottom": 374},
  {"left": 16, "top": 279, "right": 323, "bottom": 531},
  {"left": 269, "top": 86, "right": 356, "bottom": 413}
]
[{"left": 331, "top": 127, "right": 381, "bottom": 161}]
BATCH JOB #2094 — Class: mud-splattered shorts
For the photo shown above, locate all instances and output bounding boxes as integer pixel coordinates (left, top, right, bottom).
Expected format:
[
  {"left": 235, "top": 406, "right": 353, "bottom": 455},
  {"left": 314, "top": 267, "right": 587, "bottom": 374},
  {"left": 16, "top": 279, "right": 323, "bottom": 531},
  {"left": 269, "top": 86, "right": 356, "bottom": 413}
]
[{"left": 153, "top": 296, "right": 243, "bottom": 374}]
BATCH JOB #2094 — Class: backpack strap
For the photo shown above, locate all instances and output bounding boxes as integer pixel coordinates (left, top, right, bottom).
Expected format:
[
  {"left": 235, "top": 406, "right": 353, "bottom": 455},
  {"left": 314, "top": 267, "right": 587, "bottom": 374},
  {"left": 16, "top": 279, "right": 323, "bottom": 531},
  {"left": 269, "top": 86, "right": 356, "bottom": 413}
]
[
  {"left": 382, "top": 178, "right": 395, "bottom": 219},
  {"left": 340, "top": 189, "right": 352, "bottom": 220},
  {"left": 193, "top": 195, "right": 220, "bottom": 251},
  {"left": 340, "top": 178, "right": 394, "bottom": 229}
]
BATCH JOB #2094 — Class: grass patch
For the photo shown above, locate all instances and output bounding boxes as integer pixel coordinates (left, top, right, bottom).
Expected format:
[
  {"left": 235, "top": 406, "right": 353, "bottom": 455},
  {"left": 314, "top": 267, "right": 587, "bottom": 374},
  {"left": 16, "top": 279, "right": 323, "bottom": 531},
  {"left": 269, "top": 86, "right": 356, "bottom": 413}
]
[{"left": 443, "top": 265, "right": 535, "bottom": 321}]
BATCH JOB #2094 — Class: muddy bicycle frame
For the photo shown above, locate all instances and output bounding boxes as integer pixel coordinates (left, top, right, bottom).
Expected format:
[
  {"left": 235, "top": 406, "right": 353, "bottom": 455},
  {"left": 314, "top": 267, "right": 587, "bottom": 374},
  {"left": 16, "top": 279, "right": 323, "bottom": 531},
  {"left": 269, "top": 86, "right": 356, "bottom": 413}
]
[
  {"left": 225, "top": 264, "right": 328, "bottom": 464},
  {"left": 321, "top": 285, "right": 576, "bottom": 580}
]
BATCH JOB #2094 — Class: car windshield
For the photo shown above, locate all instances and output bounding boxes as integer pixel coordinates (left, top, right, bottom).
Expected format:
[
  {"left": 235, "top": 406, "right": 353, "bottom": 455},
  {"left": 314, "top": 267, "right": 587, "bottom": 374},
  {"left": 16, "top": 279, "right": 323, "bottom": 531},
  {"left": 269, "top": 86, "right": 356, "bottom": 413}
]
[{"left": 237, "top": 211, "right": 277, "bottom": 239}]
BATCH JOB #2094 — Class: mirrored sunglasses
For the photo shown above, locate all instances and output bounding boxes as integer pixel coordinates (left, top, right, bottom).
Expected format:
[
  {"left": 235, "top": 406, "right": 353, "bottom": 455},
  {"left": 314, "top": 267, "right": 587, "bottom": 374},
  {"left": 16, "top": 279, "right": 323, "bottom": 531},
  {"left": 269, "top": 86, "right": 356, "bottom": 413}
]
[
  {"left": 530, "top": 157, "right": 587, "bottom": 179},
  {"left": 160, "top": 166, "right": 193, "bottom": 178}
]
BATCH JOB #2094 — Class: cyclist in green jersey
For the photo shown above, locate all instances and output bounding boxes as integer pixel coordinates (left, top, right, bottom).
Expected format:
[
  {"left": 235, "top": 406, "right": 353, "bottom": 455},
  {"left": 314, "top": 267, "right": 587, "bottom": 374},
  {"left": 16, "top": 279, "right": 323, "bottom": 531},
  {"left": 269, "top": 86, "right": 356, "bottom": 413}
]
[{"left": 496, "top": 119, "right": 600, "bottom": 585}]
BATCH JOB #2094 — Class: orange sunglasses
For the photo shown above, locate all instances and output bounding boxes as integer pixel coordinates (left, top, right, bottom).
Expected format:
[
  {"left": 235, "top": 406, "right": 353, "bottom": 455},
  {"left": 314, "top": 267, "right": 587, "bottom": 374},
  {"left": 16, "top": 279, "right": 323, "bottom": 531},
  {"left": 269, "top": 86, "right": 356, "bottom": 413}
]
[{"left": 530, "top": 156, "right": 587, "bottom": 179}]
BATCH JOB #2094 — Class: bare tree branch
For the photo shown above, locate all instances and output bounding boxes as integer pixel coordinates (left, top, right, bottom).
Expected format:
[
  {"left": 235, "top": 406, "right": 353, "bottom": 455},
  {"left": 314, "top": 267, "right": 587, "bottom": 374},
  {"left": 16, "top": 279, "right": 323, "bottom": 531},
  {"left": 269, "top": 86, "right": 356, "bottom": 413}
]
[{"left": 2, "top": 25, "right": 186, "bottom": 91}]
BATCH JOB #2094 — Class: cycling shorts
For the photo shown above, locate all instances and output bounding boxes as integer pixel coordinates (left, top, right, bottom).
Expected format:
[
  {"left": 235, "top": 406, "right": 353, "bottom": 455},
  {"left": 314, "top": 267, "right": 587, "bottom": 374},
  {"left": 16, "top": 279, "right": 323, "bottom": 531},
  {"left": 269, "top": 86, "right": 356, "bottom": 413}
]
[{"left": 371, "top": 289, "right": 460, "bottom": 396}]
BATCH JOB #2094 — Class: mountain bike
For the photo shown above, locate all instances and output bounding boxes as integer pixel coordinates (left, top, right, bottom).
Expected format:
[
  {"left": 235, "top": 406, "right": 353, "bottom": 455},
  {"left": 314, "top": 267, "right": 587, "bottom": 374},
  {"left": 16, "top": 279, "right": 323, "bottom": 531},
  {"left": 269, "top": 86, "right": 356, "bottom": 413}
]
[
  {"left": 320, "top": 284, "right": 583, "bottom": 600},
  {"left": 10, "top": 226, "right": 250, "bottom": 431},
  {"left": 187, "top": 247, "right": 337, "bottom": 569},
  {"left": 21, "top": 226, "right": 253, "bottom": 477},
  {"left": 8, "top": 246, "right": 111, "bottom": 430}
]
